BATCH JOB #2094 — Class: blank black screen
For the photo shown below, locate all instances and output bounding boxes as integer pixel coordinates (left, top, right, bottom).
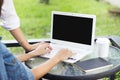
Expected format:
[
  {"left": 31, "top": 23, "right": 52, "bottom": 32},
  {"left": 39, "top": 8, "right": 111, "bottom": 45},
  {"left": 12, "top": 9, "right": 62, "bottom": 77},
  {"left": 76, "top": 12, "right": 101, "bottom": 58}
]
[{"left": 52, "top": 14, "right": 93, "bottom": 45}]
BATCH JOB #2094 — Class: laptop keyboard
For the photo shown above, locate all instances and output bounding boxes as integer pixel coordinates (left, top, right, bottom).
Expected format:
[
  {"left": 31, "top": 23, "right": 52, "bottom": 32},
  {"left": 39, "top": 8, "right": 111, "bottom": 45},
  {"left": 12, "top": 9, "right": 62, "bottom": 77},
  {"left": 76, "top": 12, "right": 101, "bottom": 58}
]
[{"left": 41, "top": 44, "right": 91, "bottom": 63}]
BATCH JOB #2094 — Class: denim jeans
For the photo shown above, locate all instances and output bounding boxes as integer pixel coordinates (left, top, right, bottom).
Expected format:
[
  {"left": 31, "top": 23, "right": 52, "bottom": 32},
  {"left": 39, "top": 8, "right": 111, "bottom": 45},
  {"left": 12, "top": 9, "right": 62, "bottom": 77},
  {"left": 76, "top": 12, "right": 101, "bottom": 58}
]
[{"left": 0, "top": 40, "right": 34, "bottom": 80}]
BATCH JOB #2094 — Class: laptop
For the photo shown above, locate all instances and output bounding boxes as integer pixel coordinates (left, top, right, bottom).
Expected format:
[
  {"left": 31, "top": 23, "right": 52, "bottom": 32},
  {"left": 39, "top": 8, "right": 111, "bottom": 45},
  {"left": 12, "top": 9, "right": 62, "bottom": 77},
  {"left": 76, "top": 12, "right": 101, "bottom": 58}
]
[{"left": 42, "top": 11, "right": 96, "bottom": 63}]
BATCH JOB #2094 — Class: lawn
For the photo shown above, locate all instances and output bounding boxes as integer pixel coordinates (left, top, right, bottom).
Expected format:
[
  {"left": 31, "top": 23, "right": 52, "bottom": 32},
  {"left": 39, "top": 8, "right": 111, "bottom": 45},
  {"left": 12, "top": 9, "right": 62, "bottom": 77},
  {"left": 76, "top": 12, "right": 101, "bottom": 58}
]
[{"left": 0, "top": 0, "right": 120, "bottom": 40}]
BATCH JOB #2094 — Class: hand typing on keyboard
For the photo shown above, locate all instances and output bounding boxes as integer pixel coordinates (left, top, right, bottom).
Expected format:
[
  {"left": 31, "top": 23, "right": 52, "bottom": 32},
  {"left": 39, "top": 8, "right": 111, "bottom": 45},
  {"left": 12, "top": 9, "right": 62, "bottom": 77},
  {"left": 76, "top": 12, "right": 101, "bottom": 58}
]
[
  {"left": 31, "top": 42, "right": 52, "bottom": 56},
  {"left": 53, "top": 49, "right": 74, "bottom": 61},
  {"left": 32, "top": 43, "right": 74, "bottom": 63}
]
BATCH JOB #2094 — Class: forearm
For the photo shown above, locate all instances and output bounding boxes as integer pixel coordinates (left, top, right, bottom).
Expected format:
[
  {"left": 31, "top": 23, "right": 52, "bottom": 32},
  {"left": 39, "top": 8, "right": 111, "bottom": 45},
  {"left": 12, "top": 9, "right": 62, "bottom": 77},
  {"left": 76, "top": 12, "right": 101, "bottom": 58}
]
[
  {"left": 32, "top": 56, "right": 60, "bottom": 80},
  {"left": 17, "top": 53, "right": 34, "bottom": 62},
  {"left": 10, "top": 27, "right": 30, "bottom": 51},
  {"left": 17, "top": 48, "right": 41, "bottom": 62}
]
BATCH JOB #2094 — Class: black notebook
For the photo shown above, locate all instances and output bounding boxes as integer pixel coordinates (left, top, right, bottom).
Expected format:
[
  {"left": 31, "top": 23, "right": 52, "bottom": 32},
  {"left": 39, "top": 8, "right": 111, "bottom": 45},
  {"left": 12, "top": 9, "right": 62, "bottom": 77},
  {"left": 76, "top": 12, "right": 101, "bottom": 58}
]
[{"left": 74, "top": 57, "right": 113, "bottom": 73}]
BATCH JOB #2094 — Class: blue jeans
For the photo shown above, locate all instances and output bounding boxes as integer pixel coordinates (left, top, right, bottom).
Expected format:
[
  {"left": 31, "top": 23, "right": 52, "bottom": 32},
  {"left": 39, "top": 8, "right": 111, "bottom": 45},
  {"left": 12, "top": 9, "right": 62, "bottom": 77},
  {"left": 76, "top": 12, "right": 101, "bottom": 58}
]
[{"left": 0, "top": 41, "right": 34, "bottom": 80}]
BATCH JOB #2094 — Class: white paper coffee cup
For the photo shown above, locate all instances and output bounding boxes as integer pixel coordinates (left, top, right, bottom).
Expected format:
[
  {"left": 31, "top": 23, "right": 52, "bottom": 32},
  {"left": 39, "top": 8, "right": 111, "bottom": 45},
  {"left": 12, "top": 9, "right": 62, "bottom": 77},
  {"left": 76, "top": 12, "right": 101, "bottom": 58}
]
[{"left": 96, "top": 38, "right": 110, "bottom": 58}]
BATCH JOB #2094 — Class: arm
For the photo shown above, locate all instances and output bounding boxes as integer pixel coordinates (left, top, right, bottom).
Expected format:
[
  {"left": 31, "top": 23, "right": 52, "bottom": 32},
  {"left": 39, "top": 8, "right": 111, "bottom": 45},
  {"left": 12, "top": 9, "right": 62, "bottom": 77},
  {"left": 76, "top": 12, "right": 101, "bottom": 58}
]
[
  {"left": 32, "top": 49, "right": 73, "bottom": 80},
  {"left": 1, "top": 0, "right": 40, "bottom": 52},
  {"left": 17, "top": 42, "right": 52, "bottom": 62},
  {"left": 9, "top": 27, "right": 38, "bottom": 51},
  {"left": 32, "top": 56, "right": 60, "bottom": 80},
  {"left": 17, "top": 41, "right": 73, "bottom": 79},
  {"left": 9, "top": 27, "right": 42, "bottom": 53},
  {"left": 17, "top": 53, "right": 35, "bottom": 62}
]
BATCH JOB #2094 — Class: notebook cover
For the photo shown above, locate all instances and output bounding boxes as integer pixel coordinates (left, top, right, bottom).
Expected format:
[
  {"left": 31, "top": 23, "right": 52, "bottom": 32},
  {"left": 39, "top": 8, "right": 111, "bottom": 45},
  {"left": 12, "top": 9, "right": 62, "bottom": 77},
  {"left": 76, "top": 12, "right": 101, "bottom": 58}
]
[{"left": 74, "top": 57, "right": 113, "bottom": 73}]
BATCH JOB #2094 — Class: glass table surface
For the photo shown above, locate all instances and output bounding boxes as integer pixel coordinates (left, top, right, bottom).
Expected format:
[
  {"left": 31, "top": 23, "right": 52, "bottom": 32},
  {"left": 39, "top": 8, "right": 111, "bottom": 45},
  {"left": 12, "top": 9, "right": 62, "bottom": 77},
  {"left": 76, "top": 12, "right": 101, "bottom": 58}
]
[{"left": 26, "top": 46, "right": 120, "bottom": 77}]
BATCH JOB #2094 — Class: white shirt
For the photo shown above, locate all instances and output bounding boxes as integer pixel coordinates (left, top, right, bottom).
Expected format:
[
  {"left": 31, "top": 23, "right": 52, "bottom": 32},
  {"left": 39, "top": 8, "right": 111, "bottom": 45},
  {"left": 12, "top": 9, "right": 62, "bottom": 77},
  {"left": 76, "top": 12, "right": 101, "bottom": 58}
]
[{"left": 0, "top": 0, "right": 20, "bottom": 30}]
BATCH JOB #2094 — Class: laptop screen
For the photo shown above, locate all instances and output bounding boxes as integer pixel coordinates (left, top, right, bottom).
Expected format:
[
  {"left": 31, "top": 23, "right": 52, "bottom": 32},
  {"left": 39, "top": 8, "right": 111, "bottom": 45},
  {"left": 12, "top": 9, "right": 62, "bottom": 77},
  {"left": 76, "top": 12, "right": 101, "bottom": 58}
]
[{"left": 52, "top": 11, "right": 96, "bottom": 46}]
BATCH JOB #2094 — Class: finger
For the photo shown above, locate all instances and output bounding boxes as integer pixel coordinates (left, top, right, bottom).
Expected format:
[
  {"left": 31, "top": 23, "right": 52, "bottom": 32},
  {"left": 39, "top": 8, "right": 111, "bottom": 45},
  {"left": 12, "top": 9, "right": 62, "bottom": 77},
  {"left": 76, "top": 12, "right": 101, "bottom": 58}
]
[
  {"left": 45, "top": 48, "right": 51, "bottom": 53},
  {"left": 44, "top": 43, "right": 52, "bottom": 50},
  {"left": 48, "top": 45, "right": 52, "bottom": 50}
]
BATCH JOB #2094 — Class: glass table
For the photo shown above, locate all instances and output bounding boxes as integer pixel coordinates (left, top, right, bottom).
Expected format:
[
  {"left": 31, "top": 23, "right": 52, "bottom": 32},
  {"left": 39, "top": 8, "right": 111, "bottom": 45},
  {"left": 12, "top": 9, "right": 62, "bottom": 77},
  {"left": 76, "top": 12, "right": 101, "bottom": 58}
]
[{"left": 25, "top": 45, "right": 120, "bottom": 80}]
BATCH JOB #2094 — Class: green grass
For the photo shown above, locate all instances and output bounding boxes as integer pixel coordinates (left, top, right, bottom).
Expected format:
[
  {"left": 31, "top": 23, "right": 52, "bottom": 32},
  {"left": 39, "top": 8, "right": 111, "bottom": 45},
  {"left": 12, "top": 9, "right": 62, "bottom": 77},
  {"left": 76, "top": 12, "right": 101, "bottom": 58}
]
[{"left": 0, "top": 0, "right": 120, "bottom": 40}]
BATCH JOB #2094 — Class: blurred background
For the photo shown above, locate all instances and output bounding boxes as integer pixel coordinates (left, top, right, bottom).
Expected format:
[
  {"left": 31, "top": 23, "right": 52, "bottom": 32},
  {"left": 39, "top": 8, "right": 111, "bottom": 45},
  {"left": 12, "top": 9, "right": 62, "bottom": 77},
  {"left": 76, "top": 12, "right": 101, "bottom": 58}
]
[{"left": 0, "top": 0, "right": 120, "bottom": 40}]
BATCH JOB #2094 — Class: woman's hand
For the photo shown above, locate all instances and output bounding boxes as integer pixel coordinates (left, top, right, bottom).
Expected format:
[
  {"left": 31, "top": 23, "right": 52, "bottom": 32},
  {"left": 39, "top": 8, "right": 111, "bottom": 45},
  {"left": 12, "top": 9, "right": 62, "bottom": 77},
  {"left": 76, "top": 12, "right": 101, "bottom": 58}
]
[
  {"left": 17, "top": 42, "right": 52, "bottom": 62},
  {"left": 54, "top": 49, "right": 74, "bottom": 61},
  {"left": 25, "top": 42, "right": 49, "bottom": 52},
  {"left": 25, "top": 42, "right": 42, "bottom": 52},
  {"left": 29, "top": 42, "right": 52, "bottom": 57},
  {"left": 10, "top": 27, "right": 50, "bottom": 53}
]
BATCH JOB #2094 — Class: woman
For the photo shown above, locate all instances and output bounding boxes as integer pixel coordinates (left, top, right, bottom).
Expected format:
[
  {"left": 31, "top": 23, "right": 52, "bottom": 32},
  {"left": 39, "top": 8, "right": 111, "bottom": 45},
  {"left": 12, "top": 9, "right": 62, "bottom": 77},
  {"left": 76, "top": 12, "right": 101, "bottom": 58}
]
[{"left": 0, "top": 0, "right": 73, "bottom": 80}]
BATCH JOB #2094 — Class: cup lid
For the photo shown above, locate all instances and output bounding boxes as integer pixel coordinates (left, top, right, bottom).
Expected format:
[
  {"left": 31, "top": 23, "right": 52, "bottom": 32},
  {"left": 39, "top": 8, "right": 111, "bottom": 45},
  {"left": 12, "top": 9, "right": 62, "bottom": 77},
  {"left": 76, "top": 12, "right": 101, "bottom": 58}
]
[{"left": 96, "top": 38, "right": 110, "bottom": 44}]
